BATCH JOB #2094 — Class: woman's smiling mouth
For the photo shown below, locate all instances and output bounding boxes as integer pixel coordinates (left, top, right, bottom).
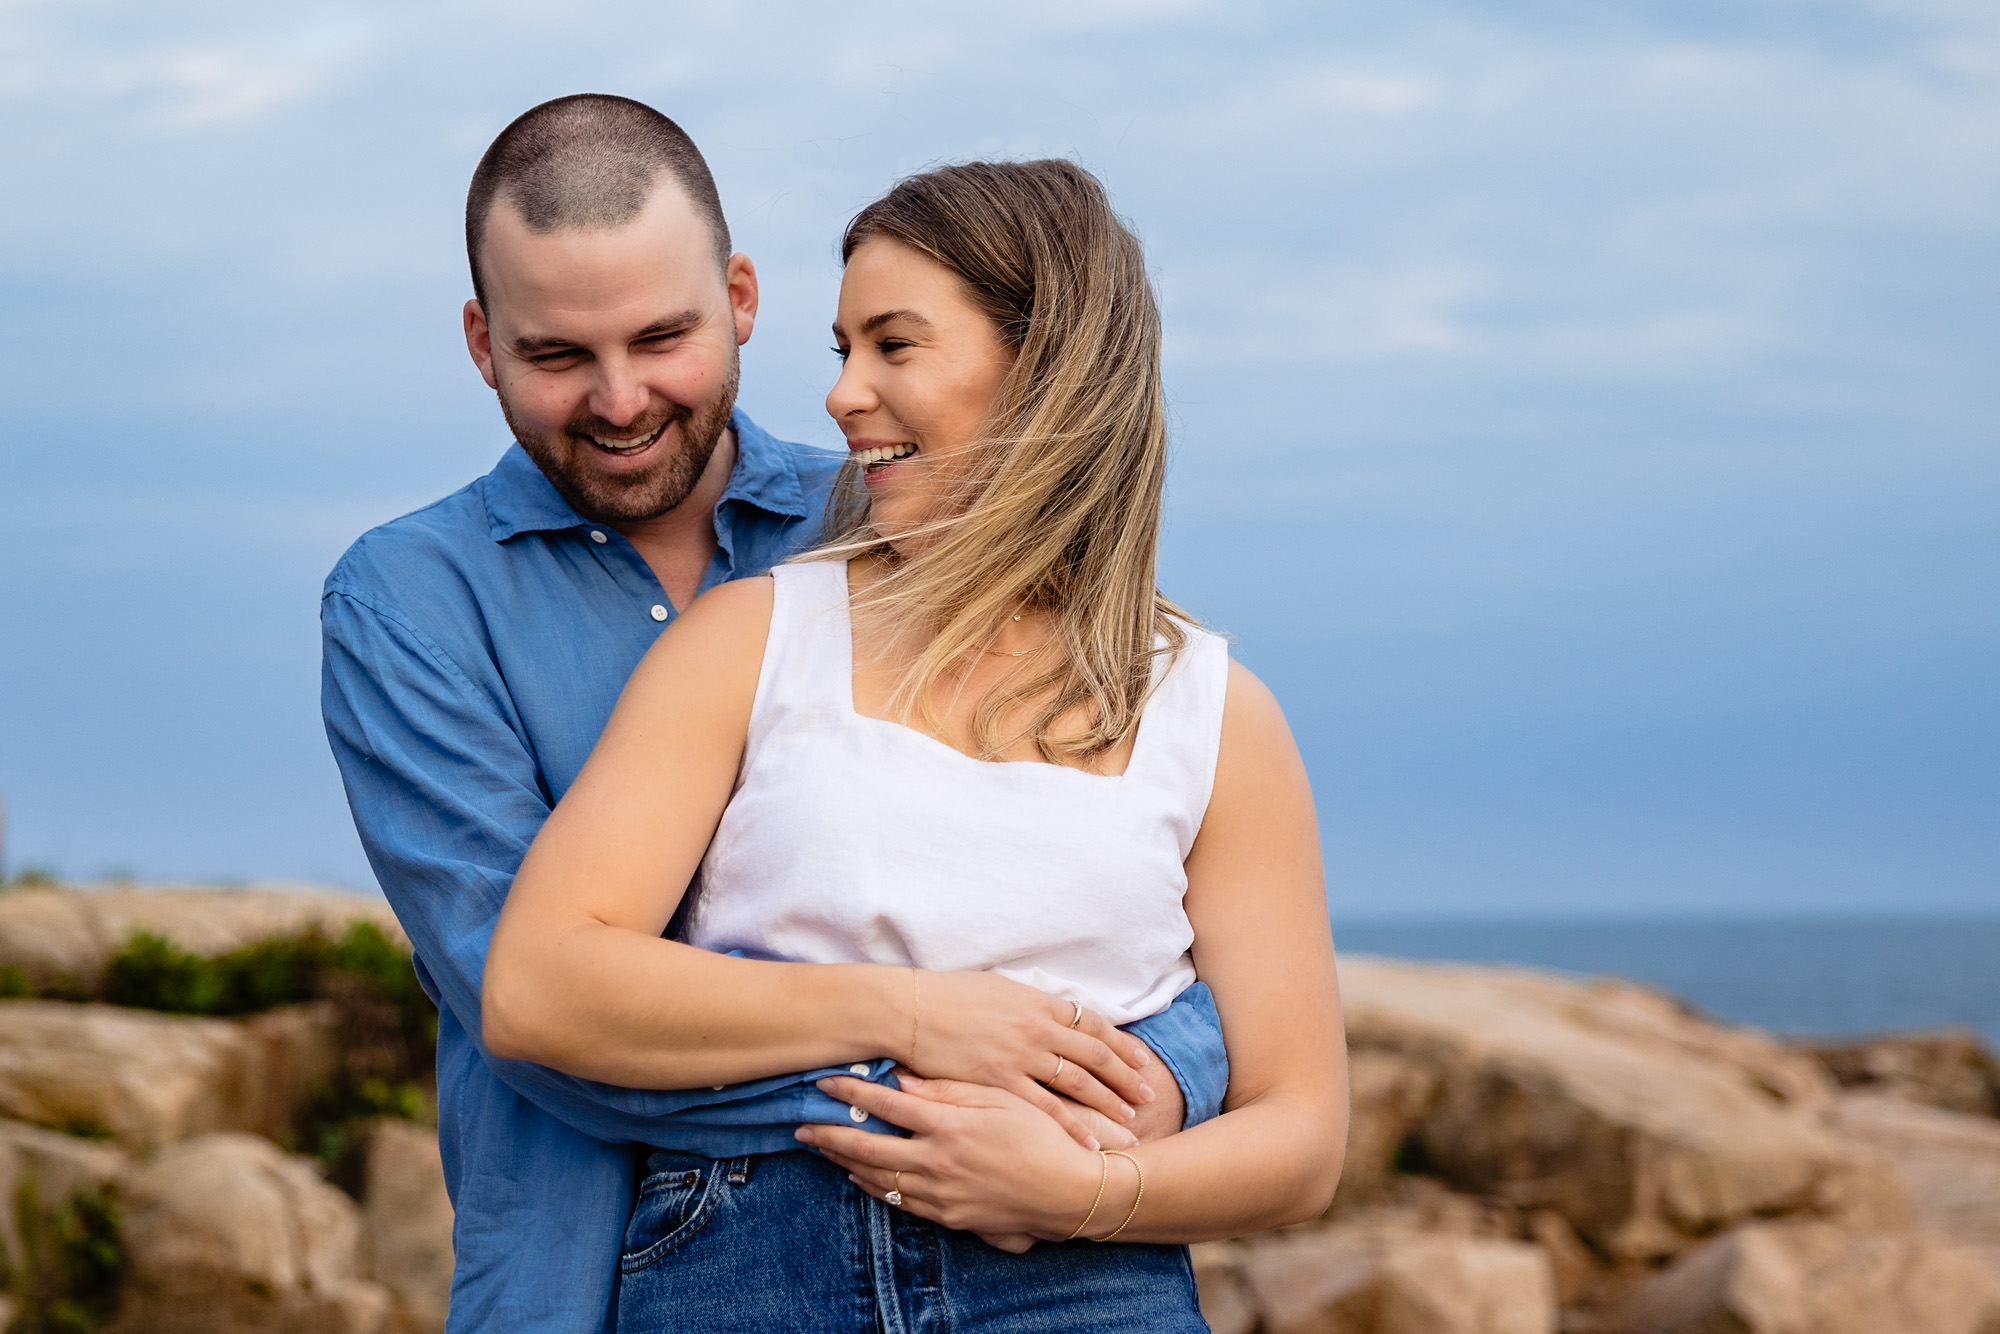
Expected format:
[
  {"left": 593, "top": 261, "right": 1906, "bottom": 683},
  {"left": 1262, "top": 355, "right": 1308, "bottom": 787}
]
[{"left": 851, "top": 441, "right": 919, "bottom": 473}]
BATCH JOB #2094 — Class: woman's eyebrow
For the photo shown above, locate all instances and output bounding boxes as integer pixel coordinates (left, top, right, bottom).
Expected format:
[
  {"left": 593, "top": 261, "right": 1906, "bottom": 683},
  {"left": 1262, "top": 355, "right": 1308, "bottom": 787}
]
[{"left": 860, "top": 309, "right": 934, "bottom": 334}]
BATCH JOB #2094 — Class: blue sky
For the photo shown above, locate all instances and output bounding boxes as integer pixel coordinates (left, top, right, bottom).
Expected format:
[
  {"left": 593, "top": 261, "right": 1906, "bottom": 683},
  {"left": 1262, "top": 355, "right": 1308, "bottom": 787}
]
[{"left": 1, "top": 0, "right": 1994, "bottom": 916}]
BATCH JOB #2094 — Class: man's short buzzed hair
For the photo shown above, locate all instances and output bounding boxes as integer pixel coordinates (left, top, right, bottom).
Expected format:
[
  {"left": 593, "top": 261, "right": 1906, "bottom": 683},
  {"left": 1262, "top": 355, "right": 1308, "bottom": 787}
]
[{"left": 465, "top": 93, "right": 731, "bottom": 308}]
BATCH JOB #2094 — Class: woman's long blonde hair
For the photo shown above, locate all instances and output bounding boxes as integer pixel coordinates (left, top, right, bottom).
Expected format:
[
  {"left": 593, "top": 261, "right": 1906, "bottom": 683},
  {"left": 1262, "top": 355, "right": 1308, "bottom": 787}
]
[{"left": 800, "top": 159, "right": 1192, "bottom": 765}]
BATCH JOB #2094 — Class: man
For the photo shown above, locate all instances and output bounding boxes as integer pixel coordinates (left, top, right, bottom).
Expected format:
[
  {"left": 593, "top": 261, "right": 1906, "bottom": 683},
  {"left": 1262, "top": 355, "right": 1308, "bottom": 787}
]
[{"left": 322, "top": 94, "right": 1226, "bottom": 1333}]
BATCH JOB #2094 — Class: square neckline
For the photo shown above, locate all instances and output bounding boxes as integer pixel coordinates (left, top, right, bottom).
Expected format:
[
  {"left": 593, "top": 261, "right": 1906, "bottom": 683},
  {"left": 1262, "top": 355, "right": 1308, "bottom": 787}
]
[{"left": 828, "top": 559, "right": 1151, "bottom": 782}]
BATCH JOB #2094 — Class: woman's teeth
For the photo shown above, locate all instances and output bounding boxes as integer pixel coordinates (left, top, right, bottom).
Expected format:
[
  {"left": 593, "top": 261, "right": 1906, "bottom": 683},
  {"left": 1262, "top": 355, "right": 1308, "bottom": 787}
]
[{"left": 856, "top": 442, "right": 919, "bottom": 468}]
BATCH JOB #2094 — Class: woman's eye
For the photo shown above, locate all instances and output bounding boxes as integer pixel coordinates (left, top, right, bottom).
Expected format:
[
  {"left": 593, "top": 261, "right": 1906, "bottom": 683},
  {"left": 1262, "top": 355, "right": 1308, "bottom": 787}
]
[
  {"left": 877, "top": 339, "right": 912, "bottom": 355},
  {"left": 830, "top": 345, "right": 850, "bottom": 360}
]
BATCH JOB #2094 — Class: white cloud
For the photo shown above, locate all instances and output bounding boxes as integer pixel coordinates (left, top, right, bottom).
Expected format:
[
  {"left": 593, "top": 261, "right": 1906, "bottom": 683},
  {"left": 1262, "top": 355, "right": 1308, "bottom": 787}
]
[
  {"left": 1293, "top": 68, "right": 1438, "bottom": 116},
  {"left": 2, "top": 9, "right": 382, "bottom": 128}
]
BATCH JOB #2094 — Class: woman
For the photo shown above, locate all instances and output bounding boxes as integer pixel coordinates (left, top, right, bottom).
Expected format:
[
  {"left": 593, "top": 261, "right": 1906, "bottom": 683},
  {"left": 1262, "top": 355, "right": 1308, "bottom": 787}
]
[{"left": 485, "top": 159, "right": 1345, "bottom": 1331}]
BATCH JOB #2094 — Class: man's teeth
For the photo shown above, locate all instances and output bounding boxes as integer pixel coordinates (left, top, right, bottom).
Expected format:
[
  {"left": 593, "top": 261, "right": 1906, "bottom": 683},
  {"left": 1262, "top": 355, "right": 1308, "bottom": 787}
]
[
  {"left": 855, "top": 443, "right": 919, "bottom": 466},
  {"left": 590, "top": 427, "right": 663, "bottom": 453}
]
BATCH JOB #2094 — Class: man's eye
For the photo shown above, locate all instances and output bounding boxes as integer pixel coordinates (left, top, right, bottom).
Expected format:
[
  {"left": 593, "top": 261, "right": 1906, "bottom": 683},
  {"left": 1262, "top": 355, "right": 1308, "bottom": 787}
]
[
  {"left": 638, "top": 331, "right": 685, "bottom": 349},
  {"left": 530, "top": 351, "right": 582, "bottom": 366}
]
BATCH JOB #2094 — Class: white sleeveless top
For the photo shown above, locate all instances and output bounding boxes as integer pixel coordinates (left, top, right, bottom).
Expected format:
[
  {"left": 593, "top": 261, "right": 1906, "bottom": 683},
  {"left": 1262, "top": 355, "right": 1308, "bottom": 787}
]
[{"left": 685, "top": 560, "right": 1230, "bottom": 1025}]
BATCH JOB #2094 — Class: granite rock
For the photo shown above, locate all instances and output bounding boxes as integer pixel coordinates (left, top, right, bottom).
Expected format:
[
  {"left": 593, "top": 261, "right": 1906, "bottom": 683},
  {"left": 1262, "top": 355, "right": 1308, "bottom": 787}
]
[
  {"left": 0, "top": 999, "right": 339, "bottom": 1149},
  {"left": 1611, "top": 1219, "right": 2000, "bottom": 1334},
  {"left": 0, "top": 1118, "right": 127, "bottom": 1288},
  {"left": 1226, "top": 1223, "right": 1558, "bottom": 1334},
  {"left": 354, "top": 1118, "right": 454, "bottom": 1333},
  {"left": 105, "top": 1132, "right": 392, "bottom": 1334},
  {"left": 1339, "top": 956, "right": 1906, "bottom": 1260},
  {"left": 1808, "top": 1029, "right": 2000, "bottom": 1118},
  {"left": 0, "top": 885, "right": 404, "bottom": 991},
  {"left": 1828, "top": 1093, "right": 2000, "bottom": 1278}
]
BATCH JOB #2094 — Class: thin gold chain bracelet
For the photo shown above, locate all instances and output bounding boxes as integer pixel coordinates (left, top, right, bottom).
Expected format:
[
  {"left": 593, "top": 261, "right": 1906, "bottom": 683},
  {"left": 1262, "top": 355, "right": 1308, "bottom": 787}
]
[
  {"left": 1064, "top": 1151, "right": 1111, "bottom": 1241},
  {"left": 1094, "top": 1150, "right": 1145, "bottom": 1242}
]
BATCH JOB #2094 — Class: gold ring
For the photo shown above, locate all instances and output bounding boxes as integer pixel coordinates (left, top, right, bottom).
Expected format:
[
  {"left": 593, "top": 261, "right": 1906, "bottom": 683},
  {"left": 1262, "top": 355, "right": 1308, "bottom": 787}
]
[
  {"left": 886, "top": 1171, "right": 904, "bottom": 1208},
  {"left": 1067, "top": 1001, "right": 1084, "bottom": 1029},
  {"left": 1051, "top": 1054, "right": 1067, "bottom": 1083}
]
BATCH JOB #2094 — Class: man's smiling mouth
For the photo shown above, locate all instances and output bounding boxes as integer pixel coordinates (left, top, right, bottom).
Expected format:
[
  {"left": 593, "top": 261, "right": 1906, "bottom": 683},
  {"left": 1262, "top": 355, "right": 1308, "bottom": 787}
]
[{"left": 584, "top": 422, "right": 668, "bottom": 456}]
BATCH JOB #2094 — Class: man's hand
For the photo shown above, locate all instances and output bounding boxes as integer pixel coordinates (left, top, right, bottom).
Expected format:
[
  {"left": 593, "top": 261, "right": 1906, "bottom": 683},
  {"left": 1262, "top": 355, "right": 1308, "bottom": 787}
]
[
  {"left": 1050, "top": 1038, "right": 1184, "bottom": 1146},
  {"left": 1121, "top": 1039, "right": 1185, "bottom": 1141}
]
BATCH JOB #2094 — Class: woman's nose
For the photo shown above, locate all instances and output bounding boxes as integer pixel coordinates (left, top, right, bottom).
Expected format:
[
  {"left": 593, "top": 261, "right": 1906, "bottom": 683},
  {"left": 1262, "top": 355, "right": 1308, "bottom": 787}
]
[{"left": 824, "top": 358, "right": 874, "bottom": 421}]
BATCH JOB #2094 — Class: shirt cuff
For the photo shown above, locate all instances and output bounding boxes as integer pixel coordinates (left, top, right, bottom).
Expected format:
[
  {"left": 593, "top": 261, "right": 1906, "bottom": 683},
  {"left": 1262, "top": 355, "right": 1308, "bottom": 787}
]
[{"left": 1122, "top": 981, "right": 1228, "bottom": 1129}]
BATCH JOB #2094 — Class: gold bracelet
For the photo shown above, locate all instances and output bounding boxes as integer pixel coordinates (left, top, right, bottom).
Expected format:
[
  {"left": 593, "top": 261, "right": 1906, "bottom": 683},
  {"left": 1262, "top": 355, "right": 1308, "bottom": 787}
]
[
  {"left": 1094, "top": 1150, "right": 1145, "bottom": 1242},
  {"left": 1064, "top": 1151, "right": 1111, "bottom": 1241},
  {"left": 908, "top": 967, "right": 921, "bottom": 1068}
]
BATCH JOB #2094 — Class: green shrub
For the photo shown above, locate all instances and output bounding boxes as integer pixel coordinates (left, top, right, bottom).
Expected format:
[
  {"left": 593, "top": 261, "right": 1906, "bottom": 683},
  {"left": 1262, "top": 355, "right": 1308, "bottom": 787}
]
[
  {"left": 53, "top": 1119, "right": 114, "bottom": 1142},
  {"left": 8, "top": 1180, "right": 124, "bottom": 1334},
  {"left": 100, "top": 921, "right": 423, "bottom": 1018},
  {"left": 101, "top": 933, "right": 227, "bottom": 1013},
  {"left": 63, "top": 922, "right": 440, "bottom": 1167}
]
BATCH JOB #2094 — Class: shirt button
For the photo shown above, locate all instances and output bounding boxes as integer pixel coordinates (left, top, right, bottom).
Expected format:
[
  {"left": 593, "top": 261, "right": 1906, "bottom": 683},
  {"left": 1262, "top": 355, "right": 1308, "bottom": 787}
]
[
  {"left": 848, "top": 1105, "right": 869, "bottom": 1124},
  {"left": 848, "top": 1063, "right": 871, "bottom": 1076},
  {"left": 650, "top": 605, "right": 669, "bottom": 622},
  {"left": 590, "top": 530, "right": 608, "bottom": 544}
]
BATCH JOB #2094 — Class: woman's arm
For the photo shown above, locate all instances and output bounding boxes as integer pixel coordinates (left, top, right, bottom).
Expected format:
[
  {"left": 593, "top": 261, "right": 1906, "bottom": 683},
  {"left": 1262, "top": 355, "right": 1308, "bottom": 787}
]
[
  {"left": 482, "top": 575, "right": 1156, "bottom": 1125},
  {"left": 803, "top": 659, "right": 1348, "bottom": 1241}
]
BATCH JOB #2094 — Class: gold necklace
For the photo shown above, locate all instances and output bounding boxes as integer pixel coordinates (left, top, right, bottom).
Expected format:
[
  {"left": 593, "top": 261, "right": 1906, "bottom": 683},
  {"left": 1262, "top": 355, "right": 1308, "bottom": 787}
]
[{"left": 983, "top": 609, "right": 1038, "bottom": 657}]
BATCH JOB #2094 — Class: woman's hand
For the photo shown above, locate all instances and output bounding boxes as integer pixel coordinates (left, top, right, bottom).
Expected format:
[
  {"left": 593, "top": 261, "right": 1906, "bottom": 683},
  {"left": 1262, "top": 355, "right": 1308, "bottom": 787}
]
[
  {"left": 907, "top": 972, "right": 1156, "bottom": 1145},
  {"left": 797, "top": 1073, "right": 1125, "bottom": 1247}
]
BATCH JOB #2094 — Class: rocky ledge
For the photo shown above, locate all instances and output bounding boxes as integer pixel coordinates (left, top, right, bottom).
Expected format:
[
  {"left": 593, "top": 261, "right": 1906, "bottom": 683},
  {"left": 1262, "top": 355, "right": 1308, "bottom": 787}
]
[{"left": 3, "top": 886, "right": 1997, "bottom": 1334}]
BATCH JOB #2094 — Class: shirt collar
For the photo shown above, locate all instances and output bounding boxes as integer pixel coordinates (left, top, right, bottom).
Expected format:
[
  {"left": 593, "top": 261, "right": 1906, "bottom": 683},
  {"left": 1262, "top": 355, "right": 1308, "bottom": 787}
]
[
  {"left": 481, "top": 408, "right": 810, "bottom": 543},
  {"left": 717, "top": 409, "right": 810, "bottom": 521}
]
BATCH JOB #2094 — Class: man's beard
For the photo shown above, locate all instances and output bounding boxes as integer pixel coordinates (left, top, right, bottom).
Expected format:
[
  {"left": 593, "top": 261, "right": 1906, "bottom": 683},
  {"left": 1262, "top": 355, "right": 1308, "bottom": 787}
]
[{"left": 498, "top": 354, "right": 740, "bottom": 524}]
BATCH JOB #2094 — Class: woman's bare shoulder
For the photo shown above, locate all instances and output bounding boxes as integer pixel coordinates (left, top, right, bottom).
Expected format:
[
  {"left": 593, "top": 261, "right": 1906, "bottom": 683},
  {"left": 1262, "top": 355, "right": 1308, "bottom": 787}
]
[
  {"left": 625, "top": 574, "right": 775, "bottom": 701},
  {"left": 675, "top": 572, "right": 776, "bottom": 637},
  {"left": 1220, "top": 657, "right": 1290, "bottom": 742},
  {"left": 1207, "top": 657, "right": 1309, "bottom": 812}
]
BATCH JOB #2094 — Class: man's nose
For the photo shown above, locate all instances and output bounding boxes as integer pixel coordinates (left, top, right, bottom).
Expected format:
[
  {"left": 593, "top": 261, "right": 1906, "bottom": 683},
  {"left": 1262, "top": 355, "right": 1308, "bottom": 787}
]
[{"left": 590, "top": 354, "right": 649, "bottom": 428}]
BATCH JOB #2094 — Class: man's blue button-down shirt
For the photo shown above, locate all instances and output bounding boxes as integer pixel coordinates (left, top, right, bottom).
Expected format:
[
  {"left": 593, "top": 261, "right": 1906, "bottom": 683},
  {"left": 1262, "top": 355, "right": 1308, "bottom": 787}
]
[{"left": 321, "top": 411, "right": 1229, "bottom": 1333}]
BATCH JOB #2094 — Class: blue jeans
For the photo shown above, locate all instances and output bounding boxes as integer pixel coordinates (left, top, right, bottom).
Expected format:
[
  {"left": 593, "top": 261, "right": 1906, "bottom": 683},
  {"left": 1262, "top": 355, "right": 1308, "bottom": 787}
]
[{"left": 615, "top": 1148, "right": 1210, "bottom": 1333}]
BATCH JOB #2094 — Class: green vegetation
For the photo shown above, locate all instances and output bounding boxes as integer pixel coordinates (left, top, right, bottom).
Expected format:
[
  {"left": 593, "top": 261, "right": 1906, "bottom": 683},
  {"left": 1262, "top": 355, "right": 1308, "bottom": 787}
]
[
  {"left": 7, "top": 922, "right": 439, "bottom": 1170},
  {"left": 102, "top": 921, "right": 420, "bottom": 1017},
  {"left": 6, "top": 1180, "right": 124, "bottom": 1334},
  {"left": 99, "top": 922, "right": 440, "bottom": 1167},
  {"left": 0, "top": 912, "right": 438, "bottom": 1320},
  {"left": 0, "top": 866, "right": 59, "bottom": 889}
]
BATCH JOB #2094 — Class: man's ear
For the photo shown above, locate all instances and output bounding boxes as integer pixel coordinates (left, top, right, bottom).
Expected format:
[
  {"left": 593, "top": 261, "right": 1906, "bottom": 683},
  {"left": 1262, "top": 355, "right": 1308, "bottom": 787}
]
[
  {"left": 464, "top": 299, "right": 499, "bottom": 389},
  {"left": 726, "top": 253, "right": 759, "bottom": 347}
]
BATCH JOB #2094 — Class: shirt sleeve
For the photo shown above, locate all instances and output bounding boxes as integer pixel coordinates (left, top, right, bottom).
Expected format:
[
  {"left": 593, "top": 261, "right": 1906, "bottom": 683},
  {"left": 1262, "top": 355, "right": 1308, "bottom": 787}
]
[
  {"left": 1125, "top": 982, "right": 1229, "bottom": 1129},
  {"left": 322, "top": 584, "right": 785, "bottom": 1143}
]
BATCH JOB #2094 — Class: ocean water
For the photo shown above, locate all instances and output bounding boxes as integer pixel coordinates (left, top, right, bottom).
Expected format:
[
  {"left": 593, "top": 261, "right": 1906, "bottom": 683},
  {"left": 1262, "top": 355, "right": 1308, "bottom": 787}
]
[{"left": 1333, "top": 917, "right": 2000, "bottom": 1048}]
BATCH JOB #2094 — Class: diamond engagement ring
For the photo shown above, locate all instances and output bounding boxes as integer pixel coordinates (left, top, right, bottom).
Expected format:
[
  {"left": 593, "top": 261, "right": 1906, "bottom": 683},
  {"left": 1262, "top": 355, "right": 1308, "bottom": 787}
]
[{"left": 885, "top": 1171, "right": 905, "bottom": 1208}]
